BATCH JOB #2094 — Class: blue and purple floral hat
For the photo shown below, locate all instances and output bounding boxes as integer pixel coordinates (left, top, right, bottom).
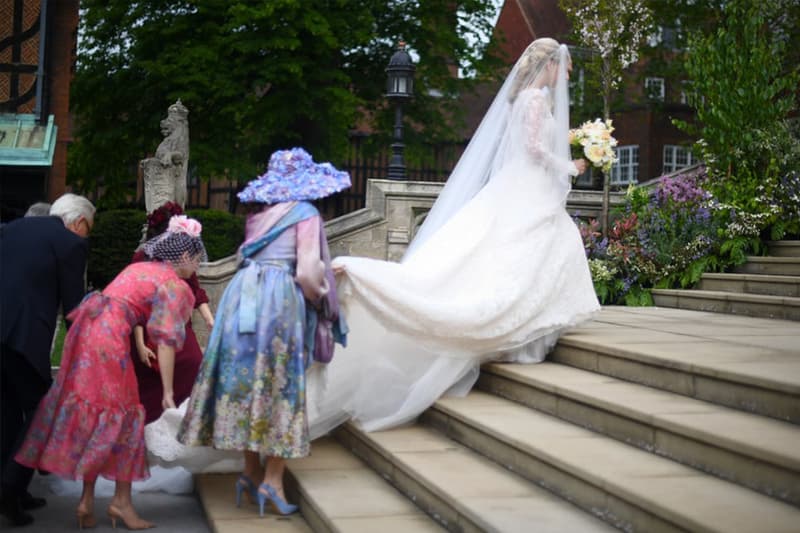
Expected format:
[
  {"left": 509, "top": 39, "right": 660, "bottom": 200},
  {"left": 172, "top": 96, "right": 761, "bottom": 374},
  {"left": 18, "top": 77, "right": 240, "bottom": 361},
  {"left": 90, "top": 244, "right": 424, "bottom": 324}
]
[{"left": 237, "top": 147, "right": 351, "bottom": 204}]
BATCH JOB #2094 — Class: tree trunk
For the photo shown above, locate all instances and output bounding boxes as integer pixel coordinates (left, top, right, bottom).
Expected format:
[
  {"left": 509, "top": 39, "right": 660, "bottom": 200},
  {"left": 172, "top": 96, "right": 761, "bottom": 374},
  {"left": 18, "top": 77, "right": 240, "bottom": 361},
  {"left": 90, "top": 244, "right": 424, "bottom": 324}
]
[{"left": 600, "top": 59, "right": 612, "bottom": 237}]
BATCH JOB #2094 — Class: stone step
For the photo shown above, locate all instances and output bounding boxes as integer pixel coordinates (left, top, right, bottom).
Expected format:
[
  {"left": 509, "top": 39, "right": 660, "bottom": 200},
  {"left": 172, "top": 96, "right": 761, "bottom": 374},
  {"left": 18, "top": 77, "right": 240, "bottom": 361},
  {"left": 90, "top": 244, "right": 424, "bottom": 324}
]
[
  {"left": 767, "top": 241, "right": 800, "bottom": 258},
  {"left": 195, "top": 473, "right": 313, "bottom": 533},
  {"left": 735, "top": 256, "right": 800, "bottom": 276},
  {"left": 477, "top": 362, "right": 800, "bottom": 506},
  {"left": 650, "top": 288, "right": 800, "bottom": 321},
  {"left": 333, "top": 423, "right": 617, "bottom": 533},
  {"left": 550, "top": 306, "right": 800, "bottom": 423},
  {"left": 697, "top": 272, "right": 800, "bottom": 298},
  {"left": 423, "top": 392, "right": 800, "bottom": 533},
  {"left": 286, "top": 437, "right": 444, "bottom": 533}
]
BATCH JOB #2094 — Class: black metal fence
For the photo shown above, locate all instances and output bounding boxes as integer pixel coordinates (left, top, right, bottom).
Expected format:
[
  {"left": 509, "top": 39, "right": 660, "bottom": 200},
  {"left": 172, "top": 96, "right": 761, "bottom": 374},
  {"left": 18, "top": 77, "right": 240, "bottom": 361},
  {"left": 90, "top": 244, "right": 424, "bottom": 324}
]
[
  {"left": 89, "top": 133, "right": 602, "bottom": 218},
  {"left": 184, "top": 134, "right": 468, "bottom": 219}
]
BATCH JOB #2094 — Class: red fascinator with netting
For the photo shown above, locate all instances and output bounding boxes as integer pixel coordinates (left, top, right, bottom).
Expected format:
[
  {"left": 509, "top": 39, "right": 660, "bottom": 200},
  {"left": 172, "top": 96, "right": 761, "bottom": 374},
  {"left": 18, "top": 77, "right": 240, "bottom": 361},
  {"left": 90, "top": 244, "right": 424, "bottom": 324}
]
[{"left": 145, "top": 201, "right": 185, "bottom": 239}]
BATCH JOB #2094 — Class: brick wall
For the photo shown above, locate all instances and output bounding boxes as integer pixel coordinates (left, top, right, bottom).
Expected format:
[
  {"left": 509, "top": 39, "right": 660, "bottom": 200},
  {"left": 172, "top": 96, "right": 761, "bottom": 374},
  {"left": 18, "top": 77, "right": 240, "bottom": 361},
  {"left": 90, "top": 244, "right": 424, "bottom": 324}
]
[{"left": 47, "top": 0, "right": 80, "bottom": 200}]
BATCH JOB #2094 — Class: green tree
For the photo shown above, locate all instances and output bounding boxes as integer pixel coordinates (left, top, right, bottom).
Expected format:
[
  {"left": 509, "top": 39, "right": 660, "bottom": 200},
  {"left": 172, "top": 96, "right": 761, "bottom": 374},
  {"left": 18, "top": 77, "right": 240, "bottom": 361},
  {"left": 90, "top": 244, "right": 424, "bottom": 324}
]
[
  {"left": 69, "top": 0, "right": 503, "bottom": 206},
  {"left": 674, "top": 0, "right": 800, "bottom": 197},
  {"left": 560, "top": 0, "right": 654, "bottom": 236}
]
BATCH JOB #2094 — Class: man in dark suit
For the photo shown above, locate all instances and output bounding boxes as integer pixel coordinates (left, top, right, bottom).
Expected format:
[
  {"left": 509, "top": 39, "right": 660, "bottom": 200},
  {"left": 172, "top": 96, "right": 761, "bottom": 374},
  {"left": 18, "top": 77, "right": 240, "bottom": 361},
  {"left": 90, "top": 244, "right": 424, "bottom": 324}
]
[{"left": 0, "top": 193, "right": 95, "bottom": 527}]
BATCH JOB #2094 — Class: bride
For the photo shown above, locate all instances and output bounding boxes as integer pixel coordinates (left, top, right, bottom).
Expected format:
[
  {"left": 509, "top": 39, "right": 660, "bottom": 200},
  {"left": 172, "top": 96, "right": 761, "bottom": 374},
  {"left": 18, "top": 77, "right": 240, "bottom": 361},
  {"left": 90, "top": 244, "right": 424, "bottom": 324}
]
[
  {"left": 307, "top": 36, "right": 598, "bottom": 435},
  {"left": 145, "top": 37, "right": 599, "bottom": 473}
]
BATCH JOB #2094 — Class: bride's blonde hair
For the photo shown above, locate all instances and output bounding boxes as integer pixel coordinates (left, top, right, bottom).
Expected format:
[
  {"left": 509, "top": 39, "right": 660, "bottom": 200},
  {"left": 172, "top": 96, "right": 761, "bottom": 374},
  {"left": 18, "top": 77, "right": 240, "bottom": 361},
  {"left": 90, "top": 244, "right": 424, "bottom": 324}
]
[{"left": 508, "top": 38, "right": 564, "bottom": 102}]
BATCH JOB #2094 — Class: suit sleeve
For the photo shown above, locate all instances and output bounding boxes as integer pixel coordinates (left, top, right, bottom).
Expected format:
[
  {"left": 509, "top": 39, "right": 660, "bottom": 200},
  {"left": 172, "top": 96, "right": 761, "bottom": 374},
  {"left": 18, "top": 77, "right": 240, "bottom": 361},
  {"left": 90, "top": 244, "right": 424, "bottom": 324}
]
[{"left": 58, "top": 238, "right": 89, "bottom": 317}]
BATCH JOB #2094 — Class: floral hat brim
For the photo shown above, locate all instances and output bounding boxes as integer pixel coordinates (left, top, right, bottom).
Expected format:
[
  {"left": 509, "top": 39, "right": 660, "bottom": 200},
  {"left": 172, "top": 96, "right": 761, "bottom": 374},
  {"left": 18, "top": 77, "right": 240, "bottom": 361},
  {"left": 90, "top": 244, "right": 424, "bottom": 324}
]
[{"left": 237, "top": 147, "right": 351, "bottom": 204}]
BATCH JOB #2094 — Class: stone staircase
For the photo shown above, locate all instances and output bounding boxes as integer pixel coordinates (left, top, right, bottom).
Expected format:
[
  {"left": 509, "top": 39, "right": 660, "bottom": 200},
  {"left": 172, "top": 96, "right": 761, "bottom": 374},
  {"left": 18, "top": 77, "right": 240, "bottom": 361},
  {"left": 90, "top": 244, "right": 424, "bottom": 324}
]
[
  {"left": 651, "top": 240, "right": 800, "bottom": 321},
  {"left": 197, "top": 263, "right": 800, "bottom": 532}
]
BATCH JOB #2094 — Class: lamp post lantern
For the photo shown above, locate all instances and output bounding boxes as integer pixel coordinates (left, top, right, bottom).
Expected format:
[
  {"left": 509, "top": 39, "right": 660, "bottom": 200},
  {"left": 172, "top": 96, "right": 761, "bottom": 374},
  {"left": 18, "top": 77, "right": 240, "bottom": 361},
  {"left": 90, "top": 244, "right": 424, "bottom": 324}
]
[{"left": 385, "top": 41, "right": 415, "bottom": 180}]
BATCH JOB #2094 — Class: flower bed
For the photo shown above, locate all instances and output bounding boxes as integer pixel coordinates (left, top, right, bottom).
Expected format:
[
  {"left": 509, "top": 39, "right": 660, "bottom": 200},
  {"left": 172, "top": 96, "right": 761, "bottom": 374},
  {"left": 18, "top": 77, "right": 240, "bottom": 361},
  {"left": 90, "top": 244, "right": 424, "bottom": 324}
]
[{"left": 576, "top": 166, "right": 800, "bottom": 305}]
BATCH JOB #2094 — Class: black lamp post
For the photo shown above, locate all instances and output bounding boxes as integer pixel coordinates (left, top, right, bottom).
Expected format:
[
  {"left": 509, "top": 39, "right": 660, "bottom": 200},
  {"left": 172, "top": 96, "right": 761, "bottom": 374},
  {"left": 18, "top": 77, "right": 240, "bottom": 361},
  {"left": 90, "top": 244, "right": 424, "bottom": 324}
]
[{"left": 385, "top": 41, "right": 415, "bottom": 180}]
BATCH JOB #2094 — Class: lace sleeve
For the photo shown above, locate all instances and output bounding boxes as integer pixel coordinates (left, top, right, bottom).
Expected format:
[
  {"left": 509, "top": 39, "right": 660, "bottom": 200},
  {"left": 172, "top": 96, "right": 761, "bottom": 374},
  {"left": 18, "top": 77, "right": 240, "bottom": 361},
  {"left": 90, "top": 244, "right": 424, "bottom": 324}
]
[{"left": 524, "top": 91, "right": 578, "bottom": 177}]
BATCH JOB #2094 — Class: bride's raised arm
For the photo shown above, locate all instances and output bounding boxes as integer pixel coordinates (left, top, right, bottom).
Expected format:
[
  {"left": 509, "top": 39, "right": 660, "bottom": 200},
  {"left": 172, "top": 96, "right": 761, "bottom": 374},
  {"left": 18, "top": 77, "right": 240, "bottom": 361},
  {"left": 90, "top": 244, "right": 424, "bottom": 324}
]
[{"left": 523, "top": 91, "right": 579, "bottom": 177}]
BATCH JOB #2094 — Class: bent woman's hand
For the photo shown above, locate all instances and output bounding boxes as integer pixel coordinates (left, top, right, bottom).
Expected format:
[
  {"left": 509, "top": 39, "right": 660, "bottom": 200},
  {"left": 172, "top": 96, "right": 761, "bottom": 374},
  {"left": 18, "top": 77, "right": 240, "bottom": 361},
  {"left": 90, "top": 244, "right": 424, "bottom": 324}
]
[
  {"left": 137, "top": 341, "right": 156, "bottom": 367},
  {"left": 198, "top": 302, "right": 214, "bottom": 330},
  {"left": 162, "top": 391, "right": 176, "bottom": 410},
  {"left": 134, "top": 325, "right": 156, "bottom": 367},
  {"left": 573, "top": 158, "right": 588, "bottom": 175}
]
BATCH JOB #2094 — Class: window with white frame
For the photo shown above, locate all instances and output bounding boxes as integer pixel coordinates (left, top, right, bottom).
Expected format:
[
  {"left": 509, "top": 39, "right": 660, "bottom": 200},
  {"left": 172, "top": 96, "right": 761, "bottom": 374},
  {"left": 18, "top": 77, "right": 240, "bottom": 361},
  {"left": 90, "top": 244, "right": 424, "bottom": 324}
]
[
  {"left": 663, "top": 145, "right": 699, "bottom": 174},
  {"left": 569, "top": 67, "right": 585, "bottom": 107},
  {"left": 573, "top": 166, "right": 593, "bottom": 187},
  {"left": 647, "top": 26, "right": 663, "bottom": 47},
  {"left": 610, "top": 145, "right": 639, "bottom": 185},
  {"left": 645, "top": 77, "right": 665, "bottom": 101},
  {"left": 679, "top": 80, "right": 690, "bottom": 105}
]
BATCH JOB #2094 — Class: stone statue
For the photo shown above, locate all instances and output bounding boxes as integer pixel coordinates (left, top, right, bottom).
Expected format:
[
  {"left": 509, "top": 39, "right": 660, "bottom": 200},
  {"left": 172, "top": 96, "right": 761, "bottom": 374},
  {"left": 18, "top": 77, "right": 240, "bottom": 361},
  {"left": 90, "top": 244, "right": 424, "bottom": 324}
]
[{"left": 142, "top": 100, "right": 189, "bottom": 213}]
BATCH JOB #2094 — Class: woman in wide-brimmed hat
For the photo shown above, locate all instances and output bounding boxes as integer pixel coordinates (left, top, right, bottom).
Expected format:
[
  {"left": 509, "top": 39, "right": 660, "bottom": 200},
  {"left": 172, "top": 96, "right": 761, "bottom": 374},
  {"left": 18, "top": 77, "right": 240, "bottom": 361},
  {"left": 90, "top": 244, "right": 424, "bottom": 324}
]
[{"left": 176, "top": 148, "right": 348, "bottom": 517}]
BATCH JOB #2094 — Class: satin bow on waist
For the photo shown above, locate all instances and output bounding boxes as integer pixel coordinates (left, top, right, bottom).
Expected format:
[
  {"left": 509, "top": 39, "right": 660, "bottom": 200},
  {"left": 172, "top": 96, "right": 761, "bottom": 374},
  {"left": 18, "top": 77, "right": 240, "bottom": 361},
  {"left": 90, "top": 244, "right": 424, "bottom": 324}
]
[{"left": 238, "top": 259, "right": 295, "bottom": 334}]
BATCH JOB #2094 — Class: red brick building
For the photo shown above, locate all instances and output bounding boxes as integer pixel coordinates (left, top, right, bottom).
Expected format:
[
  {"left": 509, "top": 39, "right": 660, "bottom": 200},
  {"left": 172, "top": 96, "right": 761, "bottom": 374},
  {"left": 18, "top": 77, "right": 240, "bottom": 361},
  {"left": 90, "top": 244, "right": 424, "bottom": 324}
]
[
  {"left": 488, "top": 0, "right": 696, "bottom": 187},
  {"left": 0, "top": 0, "right": 79, "bottom": 220}
]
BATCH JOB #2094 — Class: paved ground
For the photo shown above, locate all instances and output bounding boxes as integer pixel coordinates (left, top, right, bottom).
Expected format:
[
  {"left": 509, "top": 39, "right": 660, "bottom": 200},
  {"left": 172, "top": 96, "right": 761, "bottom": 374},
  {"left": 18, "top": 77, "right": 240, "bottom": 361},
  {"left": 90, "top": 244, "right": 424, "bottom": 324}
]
[{"left": 3, "top": 472, "right": 211, "bottom": 532}]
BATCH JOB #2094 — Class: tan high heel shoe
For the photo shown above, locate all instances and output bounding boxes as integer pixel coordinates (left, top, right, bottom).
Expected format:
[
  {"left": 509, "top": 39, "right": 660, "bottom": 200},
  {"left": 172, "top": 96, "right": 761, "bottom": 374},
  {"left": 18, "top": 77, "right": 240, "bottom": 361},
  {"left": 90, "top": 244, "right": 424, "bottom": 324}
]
[
  {"left": 107, "top": 504, "right": 155, "bottom": 530},
  {"left": 76, "top": 504, "right": 97, "bottom": 530}
]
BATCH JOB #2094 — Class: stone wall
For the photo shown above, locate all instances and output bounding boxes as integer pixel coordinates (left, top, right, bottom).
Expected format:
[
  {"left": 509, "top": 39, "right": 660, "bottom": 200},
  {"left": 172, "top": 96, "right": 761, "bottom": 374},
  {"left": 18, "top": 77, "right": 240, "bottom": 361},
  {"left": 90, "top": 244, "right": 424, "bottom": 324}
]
[
  {"left": 325, "top": 179, "right": 443, "bottom": 262},
  {"left": 192, "top": 178, "right": 622, "bottom": 346}
]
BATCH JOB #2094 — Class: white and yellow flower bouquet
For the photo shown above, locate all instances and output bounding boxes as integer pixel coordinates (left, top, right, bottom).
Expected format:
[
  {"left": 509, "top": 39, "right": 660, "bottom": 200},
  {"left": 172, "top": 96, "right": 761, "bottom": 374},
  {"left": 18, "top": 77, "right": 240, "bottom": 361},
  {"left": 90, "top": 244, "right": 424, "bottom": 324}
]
[{"left": 569, "top": 119, "right": 618, "bottom": 174}]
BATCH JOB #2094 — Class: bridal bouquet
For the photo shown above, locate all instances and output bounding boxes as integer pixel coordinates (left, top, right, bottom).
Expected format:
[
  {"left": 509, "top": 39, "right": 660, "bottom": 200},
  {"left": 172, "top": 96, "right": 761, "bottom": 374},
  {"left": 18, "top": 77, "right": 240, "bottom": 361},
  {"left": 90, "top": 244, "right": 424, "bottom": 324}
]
[{"left": 569, "top": 119, "right": 618, "bottom": 173}]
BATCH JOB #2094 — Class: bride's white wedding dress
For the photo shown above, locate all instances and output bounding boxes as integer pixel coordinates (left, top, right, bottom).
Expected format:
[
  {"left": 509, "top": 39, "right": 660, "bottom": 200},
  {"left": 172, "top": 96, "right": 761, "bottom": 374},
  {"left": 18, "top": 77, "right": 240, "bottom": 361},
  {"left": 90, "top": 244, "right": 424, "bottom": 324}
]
[
  {"left": 145, "top": 42, "right": 599, "bottom": 475},
  {"left": 307, "top": 85, "right": 599, "bottom": 436}
]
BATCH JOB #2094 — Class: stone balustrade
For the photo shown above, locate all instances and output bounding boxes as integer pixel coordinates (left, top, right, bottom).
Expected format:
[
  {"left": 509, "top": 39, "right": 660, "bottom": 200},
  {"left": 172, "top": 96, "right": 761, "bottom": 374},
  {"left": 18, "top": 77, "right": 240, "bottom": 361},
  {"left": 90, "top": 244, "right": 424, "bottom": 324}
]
[{"left": 192, "top": 178, "right": 622, "bottom": 346}]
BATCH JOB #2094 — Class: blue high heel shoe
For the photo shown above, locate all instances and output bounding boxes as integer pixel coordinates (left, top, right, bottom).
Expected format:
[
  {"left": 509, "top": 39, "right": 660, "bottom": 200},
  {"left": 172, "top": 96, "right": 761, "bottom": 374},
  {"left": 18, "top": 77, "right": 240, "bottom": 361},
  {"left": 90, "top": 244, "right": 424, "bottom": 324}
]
[
  {"left": 235, "top": 474, "right": 258, "bottom": 507},
  {"left": 257, "top": 483, "right": 298, "bottom": 516}
]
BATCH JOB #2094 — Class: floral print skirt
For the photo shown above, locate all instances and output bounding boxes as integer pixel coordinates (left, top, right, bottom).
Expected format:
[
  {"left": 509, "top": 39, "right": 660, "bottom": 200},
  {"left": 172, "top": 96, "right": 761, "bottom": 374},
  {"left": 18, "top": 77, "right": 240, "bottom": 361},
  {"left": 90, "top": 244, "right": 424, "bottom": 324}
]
[
  {"left": 178, "top": 260, "right": 310, "bottom": 458},
  {"left": 15, "top": 294, "right": 148, "bottom": 481}
]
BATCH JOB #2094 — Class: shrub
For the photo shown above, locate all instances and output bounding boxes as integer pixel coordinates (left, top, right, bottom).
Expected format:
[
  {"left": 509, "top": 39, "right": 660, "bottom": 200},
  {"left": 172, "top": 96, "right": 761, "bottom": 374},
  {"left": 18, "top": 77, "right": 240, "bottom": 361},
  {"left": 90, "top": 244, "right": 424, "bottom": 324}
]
[
  {"left": 87, "top": 208, "right": 245, "bottom": 290},
  {"left": 87, "top": 209, "right": 146, "bottom": 290},
  {"left": 50, "top": 318, "right": 67, "bottom": 367},
  {"left": 186, "top": 209, "right": 245, "bottom": 261},
  {"left": 575, "top": 165, "right": 777, "bottom": 305}
]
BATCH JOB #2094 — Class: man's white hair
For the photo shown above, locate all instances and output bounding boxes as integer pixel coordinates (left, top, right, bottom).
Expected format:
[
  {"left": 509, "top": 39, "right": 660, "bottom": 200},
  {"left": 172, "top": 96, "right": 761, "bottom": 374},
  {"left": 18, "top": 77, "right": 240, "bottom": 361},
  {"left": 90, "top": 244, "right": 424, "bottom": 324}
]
[
  {"left": 24, "top": 202, "right": 52, "bottom": 217},
  {"left": 49, "top": 193, "right": 96, "bottom": 226}
]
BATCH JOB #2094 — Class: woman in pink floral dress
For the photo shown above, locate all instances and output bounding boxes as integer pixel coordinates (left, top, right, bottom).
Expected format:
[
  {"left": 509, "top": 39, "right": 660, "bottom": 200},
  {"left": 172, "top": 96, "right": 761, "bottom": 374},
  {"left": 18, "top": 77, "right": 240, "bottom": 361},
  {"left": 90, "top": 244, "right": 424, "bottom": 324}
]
[
  {"left": 15, "top": 216, "right": 206, "bottom": 530},
  {"left": 130, "top": 202, "right": 214, "bottom": 424}
]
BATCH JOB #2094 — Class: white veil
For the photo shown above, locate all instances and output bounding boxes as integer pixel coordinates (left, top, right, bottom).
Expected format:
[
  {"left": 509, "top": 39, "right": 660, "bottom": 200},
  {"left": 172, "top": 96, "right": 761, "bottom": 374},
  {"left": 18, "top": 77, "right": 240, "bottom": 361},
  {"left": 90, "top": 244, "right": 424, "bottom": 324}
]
[
  {"left": 143, "top": 40, "right": 593, "bottom": 465},
  {"left": 404, "top": 40, "right": 572, "bottom": 260}
]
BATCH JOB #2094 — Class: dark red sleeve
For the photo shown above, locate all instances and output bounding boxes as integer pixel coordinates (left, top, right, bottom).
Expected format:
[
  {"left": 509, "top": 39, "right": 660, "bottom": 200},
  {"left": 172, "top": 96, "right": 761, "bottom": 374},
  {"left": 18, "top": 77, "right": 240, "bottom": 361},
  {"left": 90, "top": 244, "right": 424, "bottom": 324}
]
[
  {"left": 131, "top": 248, "right": 148, "bottom": 264},
  {"left": 186, "top": 273, "right": 209, "bottom": 308}
]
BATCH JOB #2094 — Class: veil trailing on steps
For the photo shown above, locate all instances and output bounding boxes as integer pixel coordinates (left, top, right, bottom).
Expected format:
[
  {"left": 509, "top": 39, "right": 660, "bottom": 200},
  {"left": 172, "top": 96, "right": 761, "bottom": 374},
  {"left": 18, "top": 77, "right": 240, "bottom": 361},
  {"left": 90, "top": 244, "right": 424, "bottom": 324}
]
[
  {"left": 305, "top": 39, "right": 598, "bottom": 437},
  {"left": 144, "top": 39, "right": 599, "bottom": 473}
]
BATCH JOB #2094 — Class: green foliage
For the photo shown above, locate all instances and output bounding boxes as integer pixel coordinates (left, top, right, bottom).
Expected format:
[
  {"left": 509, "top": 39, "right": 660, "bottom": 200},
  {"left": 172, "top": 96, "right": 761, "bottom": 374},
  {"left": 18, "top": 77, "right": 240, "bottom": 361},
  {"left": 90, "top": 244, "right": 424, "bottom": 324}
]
[
  {"left": 68, "top": 1, "right": 504, "bottom": 206},
  {"left": 50, "top": 319, "right": 67, "bottom": 368},
  {"left": 560, "top": 0, "right": 654, "bottom": 119},
  {"left": 86, "top": 207, "right": 245, "bottom": 289},
  {"left": 674, "top": 0, "right": 800, "bottom": 200},
  {"left": 87, "top": 209, "right": 146, "bottom": 290},
  {"left": 624, "top": 286, "right": 654, "bottom": 307},
  {"left": 185, "top": 209, "right": 245, "bottom": 261},
  {"left": 577, "top": 167, "right": 771, "bottom": 305}
]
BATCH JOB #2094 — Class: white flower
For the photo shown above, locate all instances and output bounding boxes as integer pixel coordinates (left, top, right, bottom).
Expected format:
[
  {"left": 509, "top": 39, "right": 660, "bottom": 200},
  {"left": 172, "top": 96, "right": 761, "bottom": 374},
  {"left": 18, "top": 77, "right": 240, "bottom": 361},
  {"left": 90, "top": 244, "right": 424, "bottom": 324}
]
[{"left": 570, "top": 118, "right": 619, "bottom": 173}]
